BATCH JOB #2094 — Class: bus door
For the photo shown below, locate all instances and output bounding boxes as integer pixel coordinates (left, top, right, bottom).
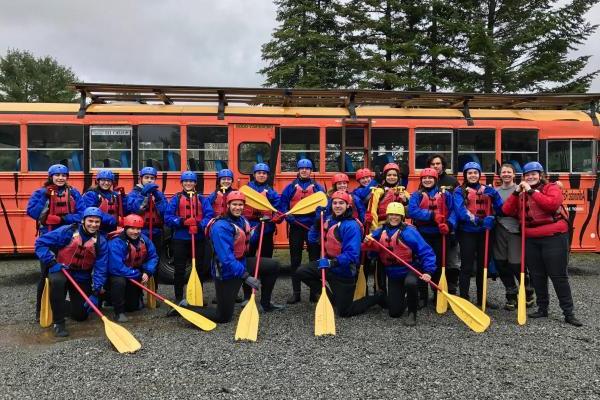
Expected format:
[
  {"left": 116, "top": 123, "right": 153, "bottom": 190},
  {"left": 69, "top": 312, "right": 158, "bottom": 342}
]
[{"left": 230, "top": 123, "right": 278, "bottom": 187}]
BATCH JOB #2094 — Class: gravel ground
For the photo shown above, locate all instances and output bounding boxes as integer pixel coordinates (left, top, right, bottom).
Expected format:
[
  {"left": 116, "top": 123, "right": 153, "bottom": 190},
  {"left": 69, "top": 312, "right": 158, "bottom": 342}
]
[{"left": 0, "top": 253, "right": 598, "bottom": 399}]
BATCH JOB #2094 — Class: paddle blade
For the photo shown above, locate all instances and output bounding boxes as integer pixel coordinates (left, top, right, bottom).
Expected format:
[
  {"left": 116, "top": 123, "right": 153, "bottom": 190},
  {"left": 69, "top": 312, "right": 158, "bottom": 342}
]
[
  {"left": 164, "top": 300, "right": 217, "bottom": 331},
  {"left": 436, "top": 268, "right": 448, "bottom": 314},
  {"left": 186, "top": 262, "right": 204, "bottom": 307},
  {"left": 240, "top": 185, "right": 277, "bottom": 212},
  {"left": 353, "top": 265, "right": 367, "bottom": 300},
  {"left": 517, "top": 272, "right": 527, "bottom": 326},
  {"left": 444, "top": 291, "right": 491, "bottom": 333},
  {"left": 315, "top": 287, "right": 336, "bottom": 336},
  {"left": 481, "top": 268, "right": 488, "bottom": 312},
  {"left": 40, "top": 278, "right": 53, "bottom": 328},
  {"left": 234, "top": 293, "right": 259, "bottom": 342},
  {"left": 101, "top": 316, "right": 141, "bottom": 353},
  {"left": 146, "top": 277, "right": 157, "bottom": 309},
  {"left": 288, "top": 192, "right": 328, "bottom": 215}
]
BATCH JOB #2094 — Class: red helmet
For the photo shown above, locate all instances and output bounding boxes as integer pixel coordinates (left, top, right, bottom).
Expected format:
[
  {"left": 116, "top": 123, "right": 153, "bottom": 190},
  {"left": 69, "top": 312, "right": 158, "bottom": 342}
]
[
  {"left": 356, "top": 168, "right": 373, "bottom": 180},
  {"left": 227, "top": 190, "right": 246, "bottom": 204},
  {"left": 420, "top": 168, "right": 438, "bottom": 179},
  {"left": 123, "top": 214, "right": 144, "bottom": 229},
  {"left": 383, "top": 163, "right": 400, "bottom": 175},
  {"left": 332, "top": 173, "right": 349, "bottom": 185},
  {"left": 331, "top": 190, "right": 351, "bottom": 204}
]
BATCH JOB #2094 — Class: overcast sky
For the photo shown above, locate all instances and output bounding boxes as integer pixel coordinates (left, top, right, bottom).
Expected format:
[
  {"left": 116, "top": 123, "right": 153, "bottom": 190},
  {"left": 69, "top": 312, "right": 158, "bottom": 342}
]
[{"left": 0, "top": 0, "right": 598, "bottom": 91}]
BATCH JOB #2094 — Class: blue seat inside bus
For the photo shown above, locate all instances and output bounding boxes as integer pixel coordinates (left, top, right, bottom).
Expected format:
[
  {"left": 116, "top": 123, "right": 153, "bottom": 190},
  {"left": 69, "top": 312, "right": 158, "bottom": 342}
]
[
  {"left": 27, "top": 151, "right": 50, "bottom": 171},
  {"left": 509, "top": 160, "right": 522, "bottom": 173},
  {"left": 69, "top": 151, "right": 82, "bottom": 171},
  {"left": 166, "top": 151, "right": 180, "bottom": 171},
  {"left": 457, "top": 154, "right": 481, "bottom": 171}
]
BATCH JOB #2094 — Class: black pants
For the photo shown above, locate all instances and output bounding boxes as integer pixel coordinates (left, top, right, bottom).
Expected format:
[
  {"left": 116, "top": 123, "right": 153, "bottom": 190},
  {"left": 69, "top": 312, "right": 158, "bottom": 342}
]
[
  {"left": 526, "top": 233, "right": 574, "bottom": 316},
  {"left": 296, "top": 261, "right": 380, "bottom": 318},
  {"left": 458, "top": 231, "right": 490, "bottom": 304},
  {"left": 110, "top": 276, "right": 143, "bottom": 314},
  {"left": 288, "top": 224, "right": 319, "bottom": 294},
  {"left": 171, "top": 238, "right": 206, "bottom": 301},
  {"left": 387, "top": 273, "right": 419, "bottom": 317},
  {"left": 495, "top": 260, "right": 534, "bottom": 301},
  {"left": 49, "top": 272, "right": 90, "bottom": 324},
  {"left": 195, "top": 257, "right": 280, "bottom": 323},
  {"left": 372, "top": 260, "right": 388, "bottom": 294},
  {"left": 35, "top": 261, "right": 48, "bottom": 318},
  {"left": 248, "top": 232, "right": 274, "bottom": 258},
  {"left": 420, "top": 233, "right": 443, "bottom": 301},
  {"left": 149, "top": 233, "right": 162, "bottom": 289}
]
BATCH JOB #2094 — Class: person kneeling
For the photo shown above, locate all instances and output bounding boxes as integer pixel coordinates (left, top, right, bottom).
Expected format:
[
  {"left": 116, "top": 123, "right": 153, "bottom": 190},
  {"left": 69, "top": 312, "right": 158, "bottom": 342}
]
[
  {"left": 297, "top": 191, "right": 383, "bottom": 318},
  {"left": 365, "top": 202, "right": 436, "bottom": 326},
  {"left": 108, "top": 214, "right": 159, "bottom": 322}
]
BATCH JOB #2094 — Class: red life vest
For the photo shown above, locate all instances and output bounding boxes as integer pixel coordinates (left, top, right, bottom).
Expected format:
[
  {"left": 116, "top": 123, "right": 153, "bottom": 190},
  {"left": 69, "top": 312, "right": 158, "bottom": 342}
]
[
  {"left": 124, "top": 235, "right": 148, "bottom": 269},
  {"left": 290, "top": 183, "right": 315, "bottom": 209},
  {"left": 97, "top": 190, "right": 121, "bottom": 217},
  {"left": 212, "top": 190, "right": 229, "bottom": 216},
  {"left": 415, "top": 191, "right": 447, "bottom": 226},
  {"left": 377, "top": 188, "right": 405, "bottom": 220},
  {"left": 242, "top": 189, "right": 271, "bottom": 221},
  {"left": 144, "top": 196, "right": 163, "bottom": 228},
  {"left": 206, "top": 217, "right": 250, "bottom": 259},
  {"left": 465, "top": 186, "right": 491, "bottom": 218},
  {"left": 177, "top": 192, "right": 203, "bottom": 222},
  {"left": 323, "top": 221, "right": 343, "bottom": 258},
  {"left": 56, "top": 228, "right": 97, "bottom": 271},
  {"left": 524, "top": 184, "right": 566, "bottom": 228},
  {"left": 378, "top": 226, "right": 412, "bottom": 266},
  {"left": 49, "top": 187, "right": 76, "bottom": 217}
]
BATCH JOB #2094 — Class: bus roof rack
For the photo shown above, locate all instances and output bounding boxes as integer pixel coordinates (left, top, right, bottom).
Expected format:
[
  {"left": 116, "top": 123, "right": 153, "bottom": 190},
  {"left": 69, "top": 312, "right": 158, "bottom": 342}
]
[{"left": 72, "top": 82, "right": 600, "bottom": 122}]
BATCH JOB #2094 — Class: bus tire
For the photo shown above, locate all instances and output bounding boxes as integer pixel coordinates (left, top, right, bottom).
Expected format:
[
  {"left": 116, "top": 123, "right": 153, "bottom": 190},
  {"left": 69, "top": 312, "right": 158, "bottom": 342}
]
[{"left": 155, "top": 241, "right": 191, "bottom": 285}]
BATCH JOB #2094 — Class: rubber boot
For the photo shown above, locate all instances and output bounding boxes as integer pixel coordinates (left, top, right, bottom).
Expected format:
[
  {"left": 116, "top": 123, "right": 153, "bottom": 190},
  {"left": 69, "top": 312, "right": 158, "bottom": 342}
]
[
  {"left": 529, "top": 309, "right": 548, "bottom": 318},
  {"left": 403, "top": 312, "right": 417, "bottom": 327},
  {"left": 53, "top": 322, "right": 69, "bottom": 337},
  {"left": 565, "top": 315, "right": 583, "bottom": 327}
]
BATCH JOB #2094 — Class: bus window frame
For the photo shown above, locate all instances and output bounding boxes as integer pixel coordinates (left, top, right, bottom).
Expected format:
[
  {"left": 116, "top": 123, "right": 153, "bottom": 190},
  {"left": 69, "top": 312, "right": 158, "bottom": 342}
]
[
  {"left": 187, "top": 124, "right": 229, "bottom": 172},
  {"left": 546, "top": 139, "right": 596, "bottom": 174},
  {"left": 369, "top": 126, "right": 410, "bottom": 174},
  {"left": 237, "top": 141, "right": 271, "bottom": 175},
  {"left": 456, "top": 128, "right": 497, "bottom": 173},
  {"left": 27, "top": 123, "right": 85, "bottom": 172},
  {"left": 500, "top": 128, "right": 539, "bottom": 172},
  {"left": 89, "top": 124, "right": 133, "bottom": 171},
  {"left": 137, "top": 124, "right": 181, "bottom": 172},
  {"left": 0, "top": 123, "right": 21, "bottom": 172},
  {"left": 278, "top": 126, "right": 321, "bottom": 173},
  {"left": 414, "top": 127, "right": 454, "bottom": 173}
]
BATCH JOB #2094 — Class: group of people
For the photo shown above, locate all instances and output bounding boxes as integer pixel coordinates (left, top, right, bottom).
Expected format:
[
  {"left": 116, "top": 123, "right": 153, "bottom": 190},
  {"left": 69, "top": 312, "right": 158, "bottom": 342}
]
[{"left": 28, "top": 154, "right": 582, "bottom": 337}]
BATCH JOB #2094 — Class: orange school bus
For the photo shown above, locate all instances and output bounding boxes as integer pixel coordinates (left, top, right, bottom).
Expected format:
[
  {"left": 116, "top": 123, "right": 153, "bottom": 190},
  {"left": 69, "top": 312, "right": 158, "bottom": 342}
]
[{"left": 0, "top": 83, "right": 598, "bottom": 256}]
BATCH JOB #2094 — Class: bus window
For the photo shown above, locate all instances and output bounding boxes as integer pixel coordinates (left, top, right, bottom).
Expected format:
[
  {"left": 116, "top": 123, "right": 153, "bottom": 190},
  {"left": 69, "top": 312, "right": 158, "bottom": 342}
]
[
  {"left": 238, "top": 142, "right": 271, "bottom": 175},
  {"left": 188, "top": 126, "right": 228, "bottom": 171},
  {"left": 457, "top": 129, "right": 495, "bottom": 172},
  {"left": 548, "top": 140, "right": 594, "bottom": 173},
  {"left": 0, "top": 125, "right": 20, "bottom": 171},
  {"left": 415, "top": 129, "right": 453, "bottom": 170},
  {"left": 370, "top": 128, "right": 408, "bottom": 175},
  {"left": 139, "top": 125, "right": 180, "bottom": 172},
  {"left": 325, "top": 127, "right": 363, "bottom": 172},
  {"left": 280, "top": 127, "right": 320, "bottom": 172},
  {"left": 90, "top": 125, "right": 132, "bottom": 169},
  {"left": 501, "top": 130, "right": 538, "bottom": 173},
  {"left": 28, "top": 125, "right": 84, "bottom": 171}
]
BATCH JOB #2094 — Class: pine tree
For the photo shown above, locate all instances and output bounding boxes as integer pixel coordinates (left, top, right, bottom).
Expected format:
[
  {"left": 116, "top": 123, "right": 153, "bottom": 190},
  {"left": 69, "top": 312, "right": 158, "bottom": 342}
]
[{"left": 260, "top": 0, "right": 350, "bottom": 88}]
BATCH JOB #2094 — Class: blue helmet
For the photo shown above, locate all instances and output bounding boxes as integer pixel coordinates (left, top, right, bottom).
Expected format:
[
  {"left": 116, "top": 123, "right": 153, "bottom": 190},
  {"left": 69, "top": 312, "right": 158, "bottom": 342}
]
[
  {"left": 297, "top": 158, "right": 313, "bottom": 170},
  {"left": 463, "top": 162, "right": 482, "bottom": 173},
  {"left": 252, "top": 163, "right": 270, "bottom": 174},
  {"left": 96, "top": 169, "right": 115, "bottom": 182},
  {"left": 217, "top": 169, "right": 234, "bottom": 180},
  {"left": 82, "top": 207, "right": 103, "bottom": 219},
  {"left": 180, "top": 171, "right": 197, "bottom": 182},
  {"left": 139, "top": 167, "right": 157, "bottom": 177},
  {"left": 48, "top": 164, "right": 69, "bottom": 177},
  {"left": 523, "top": 161, "right": 544, "bottom": 174}
]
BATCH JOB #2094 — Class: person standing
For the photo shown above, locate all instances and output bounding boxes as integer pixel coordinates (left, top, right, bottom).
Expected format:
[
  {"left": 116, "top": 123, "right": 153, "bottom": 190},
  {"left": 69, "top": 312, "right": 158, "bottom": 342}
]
[{"left": 82, "top": 170, "right": 125, "bottom": 235}]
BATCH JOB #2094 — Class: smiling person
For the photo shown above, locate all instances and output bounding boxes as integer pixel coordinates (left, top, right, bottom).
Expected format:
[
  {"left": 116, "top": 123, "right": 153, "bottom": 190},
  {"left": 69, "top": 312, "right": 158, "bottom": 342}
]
[
  {"left": 107, "top": 214, "right": 158, "bottom": 322},
  {"left": 27, "top": 164, "right": 86, "bottom": 322},
  {"left": 352, "top": 168, "right": 378, "bottom": 228},
  {"left": 34, "top": 207, "right": 109, "bottom": 337},
  {"left": 207, "top": 169, "right": 236, "bottom": 217},
  {"left": 82, "top": 170, "right": 125, "bottom": 235},
  {"left": 502, "top": 162, "right": 582, "bottom": 327}
]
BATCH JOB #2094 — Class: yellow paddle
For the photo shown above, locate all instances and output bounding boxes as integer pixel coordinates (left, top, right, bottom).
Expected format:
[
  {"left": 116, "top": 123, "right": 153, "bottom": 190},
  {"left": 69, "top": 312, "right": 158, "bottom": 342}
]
[
  {"left": 129, "top": 278, "right": 216, "bottom": 331},
  {"left": 353, "top": 253, "right": 367, "bottom": 300},
  {"left": 146, "top": 277, "right": 157, "bottom": 309},
  {"left": 235, "top": 221, "right": 265, "bottom": 342},
  {"left": 240, "top": 185, "right": 278, "bottom": 212},
  {"left": 286, "top": 191, "right": 328, "bottom": 215},
  {"left": 39, "top": 278, "right": 53, "bottom": 328},
  {"left": 62, "top": 269, "right": 141, "bottom": 353},
  {"left": 369, "top": 238, "right": 491, "bottom": 333},
  {"left": 436, "top": 189, "right": 449, "bottom": 314},
  {"left": 186, "top": 191, "right": 203, "bottom": 307},
  {"left": 517, "top": 193, "right": 527, "bottom": 325},
  {"left": 315, "top": 213, "right": 335, "bottom": 336}
]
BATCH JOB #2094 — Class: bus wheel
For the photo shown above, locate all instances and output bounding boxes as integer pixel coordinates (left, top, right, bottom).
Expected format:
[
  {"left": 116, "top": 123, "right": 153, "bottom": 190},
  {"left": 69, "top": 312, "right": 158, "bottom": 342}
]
[{"left": 155, "top": 243, "right": 191, "bottom": 284}]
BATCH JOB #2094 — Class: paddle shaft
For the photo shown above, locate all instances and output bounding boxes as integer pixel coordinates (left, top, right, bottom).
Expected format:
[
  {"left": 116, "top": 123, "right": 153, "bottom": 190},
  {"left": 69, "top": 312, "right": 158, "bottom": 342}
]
[
  {"left": 275, "top": 211, "right": 310, "bottom": 230},
  {"left": 252, "top": 221, "right": 265, "bottom": 284},
  {"left": 129, "top": 278, "right": 167, "bottom": 302},
  {"left": 148, "top": 195, "right": 153, "bottom": 241},
  {"left": 61, "top": 269, "right": 104, "bottom": 318},
  {"left": 48, "top": 189, "right": 55, "bottom": 232},
  {"left": 320, "top": 213, "right": 326, "bottom": 289},
  {"left": 116, "top": 187, "right": 125, "bottom": 226},
  {"left": 188, "top": 191, "right": 197, "bottom": 261},
  {"left": 520, "top": 193, "right": 526, "bottom": 273}
]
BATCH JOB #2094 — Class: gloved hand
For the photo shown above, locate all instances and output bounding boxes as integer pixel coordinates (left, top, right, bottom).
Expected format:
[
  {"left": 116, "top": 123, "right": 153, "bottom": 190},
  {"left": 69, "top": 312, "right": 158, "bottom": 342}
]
[
  {"left": 45, "top": 185, "right": 58, "bottom": 197},
  {"left": 141, "top": 183, "right": 159, "bottom": 195},
  {"left": 84, "top": 294, "right": 99, "bottom": 315},
  {"left": 188, "top": 225, "right": 198, "bottom": 235},
  {"left": 483, "top": 216, "right": 495, "bottom": 230},
  {"left": 259, "top": 216, "right": 272, "bottom": 223},
  {"left": 315, "top": 206, "right": 326, "bottom": 218},
  {"left": 45, "top": 214, "right": 62, "bottom": 225},
  {"left": 318, "top": 258, "right": 330, "bottom": 269},
  {"left": 285, "top": 214, "right": 296, "bottom": 225},
  {"left": 438, "top": 223, "right": 450, "bottom": 235},
  {"left": 434, "top": 213, "right": 445, "bottom": 225},
  {"left": 242, "top": 272, "right": 261, "bottom": 290},
  {"left": 473, "top": 216, "right": 483, "bottom": 226},
  {"left": 364, "top": 211, "right": 373, "bottom": 227},
  {"left": 48, "top": 262, "right": 66, "bottom": 274},
  {"left": 183, "top": 217, "right": 196, "bottom": 226},
  {"left": 483, "top": 185, "right": 496, "bottom": 196}
]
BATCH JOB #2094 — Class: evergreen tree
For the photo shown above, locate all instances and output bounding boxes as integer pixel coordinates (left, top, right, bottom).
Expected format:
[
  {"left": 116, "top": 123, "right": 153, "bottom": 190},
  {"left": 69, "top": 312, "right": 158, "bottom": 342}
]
[
  {"left": 0, "top": 49, "right": 78, "bottom": 102},
  {"left": 260, "top": 0, "right": 350, "bottom": 88}
]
